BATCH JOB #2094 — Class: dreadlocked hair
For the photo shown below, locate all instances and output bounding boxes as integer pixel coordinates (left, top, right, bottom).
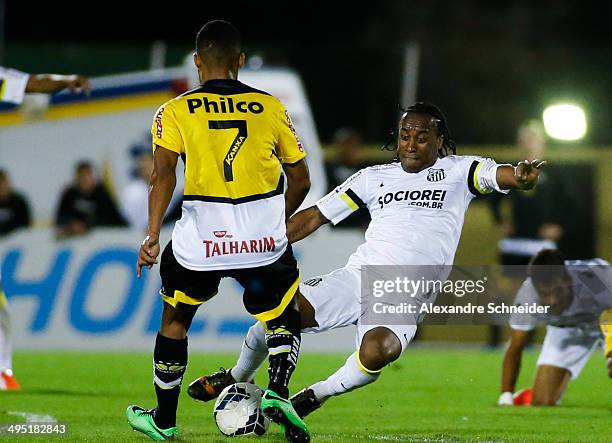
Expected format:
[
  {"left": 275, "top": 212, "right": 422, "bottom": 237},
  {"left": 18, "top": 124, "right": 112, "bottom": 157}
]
[{"left": 381, "top": 102, "right": 457, "bottom": 158}]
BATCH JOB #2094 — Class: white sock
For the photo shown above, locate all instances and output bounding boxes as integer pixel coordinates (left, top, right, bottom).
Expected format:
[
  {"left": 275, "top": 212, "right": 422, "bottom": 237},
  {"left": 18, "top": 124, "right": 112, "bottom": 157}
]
[
  {"left": 0, "top": 301, "right": 12, "bottom": 372},
  {"left": 310, "top": 352, "right": 380, "bottom": 402},
  {"left": 230, "top": 322, "right": 268, "bottom": 382}
]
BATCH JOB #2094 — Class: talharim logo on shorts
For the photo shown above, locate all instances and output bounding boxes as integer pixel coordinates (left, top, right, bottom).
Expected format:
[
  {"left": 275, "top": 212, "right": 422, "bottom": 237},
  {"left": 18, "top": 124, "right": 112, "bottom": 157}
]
[
  {"left": 203, "top": 237, "right": 276, "bottom": 258},
  {"left": 427, "top": 168, "right": 446, "bottom": 182}
]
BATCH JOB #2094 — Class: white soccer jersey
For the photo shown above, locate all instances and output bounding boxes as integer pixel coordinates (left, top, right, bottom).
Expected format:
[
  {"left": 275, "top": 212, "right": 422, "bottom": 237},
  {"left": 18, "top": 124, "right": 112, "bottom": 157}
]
[
  {"left": 509, "top": 259, "right": 612, "bottom": 331},
  {"left": 316, "top": 155, "right": 509, "bottom": 267},
  {"left": 0, "top": 67, "right": 29, "bottom": 104}
]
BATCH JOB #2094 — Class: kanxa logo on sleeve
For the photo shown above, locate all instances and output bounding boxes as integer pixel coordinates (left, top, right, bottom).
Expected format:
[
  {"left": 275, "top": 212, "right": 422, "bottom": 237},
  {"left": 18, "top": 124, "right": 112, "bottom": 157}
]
[
  {"left": 426, "top": 168, "right": 446, "bottom": 182},
  {"left": 154, "top": 107, "right": 164, "bottom": 138}
]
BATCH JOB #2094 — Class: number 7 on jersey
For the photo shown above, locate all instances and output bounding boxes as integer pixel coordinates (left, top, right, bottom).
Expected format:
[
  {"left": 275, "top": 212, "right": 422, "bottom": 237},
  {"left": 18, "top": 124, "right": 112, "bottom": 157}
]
[{"left": 209, "top": 120, "right": 248, "bottom": 182}]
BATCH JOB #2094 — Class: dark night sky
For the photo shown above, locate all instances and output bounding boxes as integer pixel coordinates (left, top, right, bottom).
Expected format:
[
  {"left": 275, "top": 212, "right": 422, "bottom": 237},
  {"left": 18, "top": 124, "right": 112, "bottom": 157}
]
[{"left": 4, "top": 0, "right": 612, "bottom": 144}]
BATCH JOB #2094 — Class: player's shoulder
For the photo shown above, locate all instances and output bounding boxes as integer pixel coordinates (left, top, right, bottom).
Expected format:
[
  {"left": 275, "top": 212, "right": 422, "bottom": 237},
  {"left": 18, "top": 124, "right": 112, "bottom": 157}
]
[
  {"left": 442, "top": 154, "right": 490, "bottom": 166},
  {"left": 154, "top": 95, "right": 182, "bottom": 114},
  {"left": 516, "top": 277, "right": 538, "bottom": 299},
  {"left": 364, "top": 162, "right": 402, "bottom": 174},
  {"left": 565, "top": 258, "right": 610, "bottom": 266}
]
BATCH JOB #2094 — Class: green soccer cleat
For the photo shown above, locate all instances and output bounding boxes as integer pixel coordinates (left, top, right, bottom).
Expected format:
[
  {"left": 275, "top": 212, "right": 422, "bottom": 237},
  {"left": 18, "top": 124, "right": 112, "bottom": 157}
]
[
  {"left": 261, "top": 390, "right": 310, "bottom": 443},
  {"left": 126, "top": 405, "right": 178, "bottom": 441}
]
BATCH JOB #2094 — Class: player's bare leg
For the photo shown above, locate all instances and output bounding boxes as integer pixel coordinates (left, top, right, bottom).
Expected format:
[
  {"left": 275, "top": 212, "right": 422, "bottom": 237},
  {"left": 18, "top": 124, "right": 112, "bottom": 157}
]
[
  {"left": 127, "top": 302, "right": 197, "bottom": 440},
  {"left": 189, "top": 293, "right": 318, "bottom": 401},
  {"left": 260, "top": 295, "right": 310, "bottom": 442},
  {"left": 289, "top": 326, "right": 407, "bottom": 419},
  {"left": 358, "top": 327, "right": 402, "bottom": 371},
  {"left": 531, "top": 364, "right": 571, "bottom": 406}
]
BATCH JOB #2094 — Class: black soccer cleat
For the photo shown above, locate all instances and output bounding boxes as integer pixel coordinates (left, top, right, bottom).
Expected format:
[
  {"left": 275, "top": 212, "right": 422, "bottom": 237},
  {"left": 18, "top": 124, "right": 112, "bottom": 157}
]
[
  {"left": 187, "top": 367, "right": 236, "bottom": 402},
  {"left": 290, "top": 388, "right": 322, "bottom": 419}
]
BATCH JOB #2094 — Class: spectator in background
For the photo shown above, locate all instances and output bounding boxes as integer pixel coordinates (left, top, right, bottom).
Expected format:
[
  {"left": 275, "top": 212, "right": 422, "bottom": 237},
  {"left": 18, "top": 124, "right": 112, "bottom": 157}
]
[
  {"left": 55, "top": 160, "right": 126, "bottom": 239},
  {"left": 486, "top": 120, "right": 571, "bottom": 348},
  {"left": 324, "top": 128, "right": 371, "bottom": 228},
  {"left": 119, "top": 149, "right": 154, "bottom": 231},
  {"left": 0, "top": 170, "right": 31, "bottom": 237},
  {"left": 119, "top": 147, "right": 183, "bottom": 231}
]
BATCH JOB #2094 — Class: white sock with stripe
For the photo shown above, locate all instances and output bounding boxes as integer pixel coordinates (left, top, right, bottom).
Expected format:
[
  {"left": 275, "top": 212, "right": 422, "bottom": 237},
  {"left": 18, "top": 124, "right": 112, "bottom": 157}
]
[
  {"left": 230, "top": 322, "right": 268, "bottom": 382},
  {"left": 310, "top": 352, "right": 380, "bottom": 402}
]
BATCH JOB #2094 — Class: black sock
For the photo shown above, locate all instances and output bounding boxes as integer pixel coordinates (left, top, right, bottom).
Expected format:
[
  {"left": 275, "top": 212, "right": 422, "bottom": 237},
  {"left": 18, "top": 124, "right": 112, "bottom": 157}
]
[
  {"left": 265, "top": 307, "right": 301, "bottom": 399},
  {"left": 153, "top": 333, "right": 187, "bottom": 429}
]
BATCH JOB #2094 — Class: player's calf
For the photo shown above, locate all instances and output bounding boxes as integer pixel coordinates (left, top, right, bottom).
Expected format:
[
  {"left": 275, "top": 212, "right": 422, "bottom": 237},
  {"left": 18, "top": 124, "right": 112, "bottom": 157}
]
[{"left": 264, "top": 304, "right": 301, "bottom": 399}]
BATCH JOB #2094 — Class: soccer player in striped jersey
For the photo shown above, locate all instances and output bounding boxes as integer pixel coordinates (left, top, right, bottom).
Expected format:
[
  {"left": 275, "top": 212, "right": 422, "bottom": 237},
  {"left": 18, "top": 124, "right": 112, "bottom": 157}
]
[
  {"left": 188, "top": 102, "right": 546, "bottom": 419},
  {"left": 498, "top": 249, "right": 612, "bottom": 406},
  {"left": 0, "top": 67, "right": 89, "bottom": 391},
  {"left": 126, "top": 20, "right": 311, "bottom": 442}
]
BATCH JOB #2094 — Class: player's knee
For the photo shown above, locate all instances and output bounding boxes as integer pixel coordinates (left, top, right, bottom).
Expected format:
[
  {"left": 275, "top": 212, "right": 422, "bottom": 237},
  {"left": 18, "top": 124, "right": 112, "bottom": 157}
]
[
  {"left": 531, "top": 392, "right": 559, "bottom": 406},
  {"left": 160, "top": 302, "right": 197, "bottom": 339},
  {"left": 359, "top": 329, "right": 402, "bottom": 371}
]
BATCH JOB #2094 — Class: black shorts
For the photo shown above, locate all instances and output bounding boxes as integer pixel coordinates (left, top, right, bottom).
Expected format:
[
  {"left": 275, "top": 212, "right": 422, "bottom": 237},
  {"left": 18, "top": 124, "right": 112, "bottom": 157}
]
[{"left": 159, "top": 241, "right": 300, "bottom": 322}]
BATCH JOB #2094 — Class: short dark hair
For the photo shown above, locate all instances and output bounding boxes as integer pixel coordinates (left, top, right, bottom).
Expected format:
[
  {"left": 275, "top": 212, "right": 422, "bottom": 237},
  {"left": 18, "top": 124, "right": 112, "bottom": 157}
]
[
  {"left": 402, "top": 102, "right": 457, "bottom": 158},
  {"left": 527, "top": 249, "right": 567, "bottom": 286},
  {"left": 196, "top": 20, "right": 241, "bottom": 63},
  {"left": 75, "top": 160, "right": 93, "bottom": 173}
]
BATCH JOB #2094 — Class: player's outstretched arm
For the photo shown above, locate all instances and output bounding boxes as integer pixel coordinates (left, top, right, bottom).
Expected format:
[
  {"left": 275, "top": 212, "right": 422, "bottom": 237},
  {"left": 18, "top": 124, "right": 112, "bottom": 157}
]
[
  {"left": 136, "top": 146, "right": 178, "bottom": 278},
  {"left": 496, "top": 159, "right": 547, "bottom": 191},
  {"left": 499, "top": 329, "right": 531, "bottom": 405},
  {"left": 26, "top": 73, "right": 91, "bottom": 95},
  {"left": 286, "top": 206, "right": 329, "bottom": 244},
  {"left": 283, "top": 159, "right": 311, "bottom": 219}
]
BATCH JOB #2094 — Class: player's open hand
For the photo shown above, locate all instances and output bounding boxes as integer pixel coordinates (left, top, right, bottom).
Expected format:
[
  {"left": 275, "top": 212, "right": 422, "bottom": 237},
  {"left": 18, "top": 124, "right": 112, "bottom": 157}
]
[
  {"left": 514, "top": 159, "right": 546, "bottom": 189},
  {"left": 136, "top": 235, "right": 160, "bottom": 278}
]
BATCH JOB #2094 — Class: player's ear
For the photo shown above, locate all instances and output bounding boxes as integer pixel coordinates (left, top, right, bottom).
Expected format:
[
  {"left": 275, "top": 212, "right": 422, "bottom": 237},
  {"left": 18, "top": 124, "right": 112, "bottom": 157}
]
[
  {"left": 437, "top": 135, "right": 444, "bottom": 151},
  {"left": 194, "top": 52, "right": 202, "bottom": 69},
  {"left": 238, "top": 52, "right": 246, "bottom": 69}
]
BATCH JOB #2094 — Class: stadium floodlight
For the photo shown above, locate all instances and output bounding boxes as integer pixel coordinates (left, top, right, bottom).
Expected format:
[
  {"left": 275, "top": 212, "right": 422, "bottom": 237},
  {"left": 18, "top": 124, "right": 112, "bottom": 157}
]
[{"left": 542, "top": 103, "right": 587, "bottom": 141}]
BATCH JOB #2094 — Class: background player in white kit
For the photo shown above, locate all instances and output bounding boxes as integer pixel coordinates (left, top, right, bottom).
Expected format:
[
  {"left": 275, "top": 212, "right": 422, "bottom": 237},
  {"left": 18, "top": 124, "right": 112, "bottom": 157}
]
[
  {"left": 188, "top": 102, "right": 546, "bottom": 417},
  {"left": 498, "top": 249, "right": 612, "bottom": 406},
  {"left": 0, "top": 66, "right": 90, "bottom": 391}
]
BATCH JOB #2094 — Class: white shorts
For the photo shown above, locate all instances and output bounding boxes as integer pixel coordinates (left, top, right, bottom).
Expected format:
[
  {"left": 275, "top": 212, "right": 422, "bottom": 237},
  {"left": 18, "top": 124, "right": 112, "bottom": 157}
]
[
  {"left": 300, "top": 266, "right": 417, "bottom": 352},
  {"left": 537, "top": 325, "right": 603, "bottom": 379}
]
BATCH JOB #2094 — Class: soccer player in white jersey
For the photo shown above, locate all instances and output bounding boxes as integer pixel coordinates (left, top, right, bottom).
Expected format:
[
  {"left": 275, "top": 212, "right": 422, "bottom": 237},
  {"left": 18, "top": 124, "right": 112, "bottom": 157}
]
[
  {"left": 0, "top": 67, "right": 89, "bottom": 391},
  {"left": 498, "top": 249, "right": 612, "bottom": 407},
  {"left": 188, "top": 102, "right": 546, "bottom": 418}
]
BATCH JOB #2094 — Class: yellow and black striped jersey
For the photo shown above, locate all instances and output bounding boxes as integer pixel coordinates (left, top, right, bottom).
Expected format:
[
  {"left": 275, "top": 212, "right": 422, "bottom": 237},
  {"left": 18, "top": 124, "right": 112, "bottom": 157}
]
[{"left": 151, "top": 79, "right": 306, "bottom": 271}]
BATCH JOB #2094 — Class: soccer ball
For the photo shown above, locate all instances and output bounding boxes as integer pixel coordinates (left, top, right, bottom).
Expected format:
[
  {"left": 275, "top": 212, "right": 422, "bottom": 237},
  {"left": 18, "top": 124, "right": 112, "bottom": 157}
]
[{"left": 213, "top": 382, "right": 270, "bottom": 436}]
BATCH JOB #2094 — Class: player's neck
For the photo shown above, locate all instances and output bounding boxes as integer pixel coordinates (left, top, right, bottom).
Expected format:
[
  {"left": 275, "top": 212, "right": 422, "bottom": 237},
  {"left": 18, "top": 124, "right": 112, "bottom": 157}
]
[{"left": 199, "top": 68, "right": 239, "bottom": 84}]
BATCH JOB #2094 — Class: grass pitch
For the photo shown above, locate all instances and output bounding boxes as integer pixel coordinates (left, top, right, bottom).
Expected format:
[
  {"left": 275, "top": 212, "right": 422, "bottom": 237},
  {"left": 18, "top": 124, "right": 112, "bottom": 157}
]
[{"left": 1, "top": 347, "right": 610, "bottom": 442}]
